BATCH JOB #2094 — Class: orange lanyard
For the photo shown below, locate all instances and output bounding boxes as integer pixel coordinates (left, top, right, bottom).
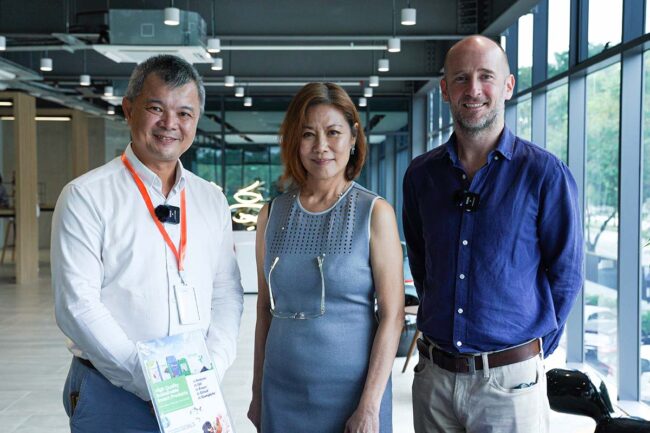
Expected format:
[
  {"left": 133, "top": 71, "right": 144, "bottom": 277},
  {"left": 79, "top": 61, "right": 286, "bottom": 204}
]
[{"left": 121, "top": 153, "right": 187, "bottom": 276}]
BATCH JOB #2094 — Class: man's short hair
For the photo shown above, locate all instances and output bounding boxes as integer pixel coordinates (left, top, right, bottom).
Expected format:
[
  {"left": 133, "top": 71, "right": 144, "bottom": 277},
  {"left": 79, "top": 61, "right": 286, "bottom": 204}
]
[{"left": 125, "top": 55, "right": 205, "bottom": 113}]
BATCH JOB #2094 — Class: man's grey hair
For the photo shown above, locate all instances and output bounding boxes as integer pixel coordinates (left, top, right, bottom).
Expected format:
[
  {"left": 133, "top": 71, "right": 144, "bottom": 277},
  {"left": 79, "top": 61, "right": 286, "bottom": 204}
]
[{"left": 125, "top": 55, "right": 206, "bottom": 113}]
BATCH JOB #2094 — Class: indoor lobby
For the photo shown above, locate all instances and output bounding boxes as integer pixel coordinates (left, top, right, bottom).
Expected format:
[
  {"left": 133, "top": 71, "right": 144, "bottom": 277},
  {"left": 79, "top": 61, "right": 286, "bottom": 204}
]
[{"left": 2, "top": 0, "right": 650, "bottom": 432}]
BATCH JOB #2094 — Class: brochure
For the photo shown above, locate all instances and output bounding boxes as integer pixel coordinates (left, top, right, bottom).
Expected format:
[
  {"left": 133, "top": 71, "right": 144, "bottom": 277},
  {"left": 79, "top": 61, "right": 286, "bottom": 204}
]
[{"left": 136, "top": 331, "right": 234, "bottom": 433}]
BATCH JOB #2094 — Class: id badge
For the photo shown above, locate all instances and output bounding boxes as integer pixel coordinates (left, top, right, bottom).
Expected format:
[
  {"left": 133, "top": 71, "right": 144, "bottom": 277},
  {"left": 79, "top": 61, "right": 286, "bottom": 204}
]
[{"left": 174, "top": 283, "right": 201, "bottom": 325}]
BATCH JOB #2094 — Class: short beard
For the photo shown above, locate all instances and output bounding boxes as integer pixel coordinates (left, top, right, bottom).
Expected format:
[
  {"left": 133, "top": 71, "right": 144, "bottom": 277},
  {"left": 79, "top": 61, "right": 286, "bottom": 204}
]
[{"left": 452, "top": 106, "right": 500, "bottom": 137}]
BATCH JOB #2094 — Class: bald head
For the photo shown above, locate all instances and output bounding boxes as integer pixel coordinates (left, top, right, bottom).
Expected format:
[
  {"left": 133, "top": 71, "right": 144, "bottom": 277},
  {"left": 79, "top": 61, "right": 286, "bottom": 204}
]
[{"left": 444, "top": 35, "right": 510, "bottom": 78}]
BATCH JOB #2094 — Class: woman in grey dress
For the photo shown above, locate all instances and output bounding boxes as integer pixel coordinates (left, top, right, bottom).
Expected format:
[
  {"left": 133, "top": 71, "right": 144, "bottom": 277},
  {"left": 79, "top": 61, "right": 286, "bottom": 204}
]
[{"left": 247, "top": 82, "right": 404, "bottom": 433}]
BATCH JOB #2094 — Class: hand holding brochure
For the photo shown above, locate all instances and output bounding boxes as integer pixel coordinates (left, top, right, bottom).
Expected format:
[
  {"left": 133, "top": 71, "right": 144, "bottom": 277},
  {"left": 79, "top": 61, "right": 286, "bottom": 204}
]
[{"left": 137, "top": 331, "right": 235, "bottom": 433}]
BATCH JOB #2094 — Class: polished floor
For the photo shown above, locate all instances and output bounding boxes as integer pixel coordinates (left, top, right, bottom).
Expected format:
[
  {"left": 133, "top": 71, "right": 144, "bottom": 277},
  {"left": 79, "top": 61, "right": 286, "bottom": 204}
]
[{"left": 0, "top": 253, "right": 596, "bottom": 433}]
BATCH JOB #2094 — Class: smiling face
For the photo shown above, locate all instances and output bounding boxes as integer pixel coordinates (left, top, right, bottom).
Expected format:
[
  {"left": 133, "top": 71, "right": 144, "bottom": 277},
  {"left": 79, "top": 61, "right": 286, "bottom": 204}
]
[
  {"left": 440, "top": 36, "right": 514, "bottom": 136},
  {"left": 122, "top": 73, "right": 200, "bottom": 171},
  {"left": 299, "top": 104, "right": 356, "bottom": 182}
]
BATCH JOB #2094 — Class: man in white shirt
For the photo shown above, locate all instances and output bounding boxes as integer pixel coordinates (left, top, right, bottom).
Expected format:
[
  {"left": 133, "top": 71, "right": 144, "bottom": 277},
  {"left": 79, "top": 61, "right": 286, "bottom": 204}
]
[{"left": 51, "top": 55, "right": 244, "bottom": 433}]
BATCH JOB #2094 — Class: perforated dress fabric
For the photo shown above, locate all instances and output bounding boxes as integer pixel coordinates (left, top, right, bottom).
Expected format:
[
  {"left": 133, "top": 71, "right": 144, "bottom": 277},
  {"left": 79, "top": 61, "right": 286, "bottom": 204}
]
[{"left": 261, "top": 182, "right": 392, "bottom": 433}]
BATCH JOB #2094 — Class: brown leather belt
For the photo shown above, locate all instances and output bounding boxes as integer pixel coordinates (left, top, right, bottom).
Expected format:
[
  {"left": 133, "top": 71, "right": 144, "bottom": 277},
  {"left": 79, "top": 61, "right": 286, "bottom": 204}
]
[{"left": 417, "top": 338, "right": 541, "bottom": 373}]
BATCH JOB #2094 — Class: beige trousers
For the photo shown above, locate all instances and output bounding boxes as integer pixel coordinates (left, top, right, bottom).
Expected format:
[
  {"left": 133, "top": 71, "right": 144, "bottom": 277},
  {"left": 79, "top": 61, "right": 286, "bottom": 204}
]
[{"left": 412, "top": 347, "right": 550, "bottom": 433}]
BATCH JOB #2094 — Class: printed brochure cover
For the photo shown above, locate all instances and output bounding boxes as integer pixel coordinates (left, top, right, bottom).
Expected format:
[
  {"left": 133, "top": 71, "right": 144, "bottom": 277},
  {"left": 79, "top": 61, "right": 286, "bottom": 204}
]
[{"left": 137, "top": 331, "right": 234, "bottom": 433}]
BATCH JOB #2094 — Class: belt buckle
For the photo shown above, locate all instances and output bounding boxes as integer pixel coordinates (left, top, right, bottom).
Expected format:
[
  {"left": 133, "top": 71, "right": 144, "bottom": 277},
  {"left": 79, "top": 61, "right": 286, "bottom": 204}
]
[{"left": 454, "top": 353, "right": 476, "bottom": 374}]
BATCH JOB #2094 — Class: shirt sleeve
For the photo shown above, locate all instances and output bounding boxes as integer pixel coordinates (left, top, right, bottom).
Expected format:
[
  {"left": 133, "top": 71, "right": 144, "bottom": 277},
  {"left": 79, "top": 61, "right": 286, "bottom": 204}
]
[
  {"left": 51, "top": 184, "right": 150, "bottom": 400},
  {"left": 205, "top": 193, "right": 244, "bottom": 380},
  {"left": 403, "top": 165, "right": 426, "bottom": 299},
  {"left": 538, "top": 161, "right": 584, "bottom": 355}
]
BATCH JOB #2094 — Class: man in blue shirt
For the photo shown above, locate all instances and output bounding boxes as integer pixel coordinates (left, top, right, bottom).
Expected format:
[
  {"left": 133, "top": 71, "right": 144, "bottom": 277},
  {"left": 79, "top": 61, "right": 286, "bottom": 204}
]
[{"left": 403, "top": 35, "right": 583, "bottom": 432}]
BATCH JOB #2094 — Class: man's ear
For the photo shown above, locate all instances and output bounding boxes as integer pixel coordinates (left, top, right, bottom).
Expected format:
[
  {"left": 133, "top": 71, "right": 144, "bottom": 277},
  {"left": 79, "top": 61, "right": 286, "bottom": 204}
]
[
  {"left": 440, "top": 79, "right": 450, "bottom": 102},
  {"left": 504, "top": 74, "right": 515, "bottom": 101},
  {"left": 122, "top": 97, "right": 132, "bottom": 123}
]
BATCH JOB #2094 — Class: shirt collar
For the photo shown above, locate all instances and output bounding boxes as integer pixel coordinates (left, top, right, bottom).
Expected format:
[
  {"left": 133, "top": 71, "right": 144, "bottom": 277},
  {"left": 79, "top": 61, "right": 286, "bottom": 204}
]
[
  {"left": 437, "top": 126, "right": 515, "bottom": 164},
  {"left": 124, "top": 143, "right": 186, "bottom": 194}
]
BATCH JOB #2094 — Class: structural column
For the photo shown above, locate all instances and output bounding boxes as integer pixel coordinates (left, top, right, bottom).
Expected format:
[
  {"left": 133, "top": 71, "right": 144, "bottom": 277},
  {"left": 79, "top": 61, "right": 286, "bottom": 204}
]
[
  {"left": 13, "top": 92, "right": 38, "bottom": 284},
  {"left": 71, "top": 111, "right": 89, "bottom": 177}
]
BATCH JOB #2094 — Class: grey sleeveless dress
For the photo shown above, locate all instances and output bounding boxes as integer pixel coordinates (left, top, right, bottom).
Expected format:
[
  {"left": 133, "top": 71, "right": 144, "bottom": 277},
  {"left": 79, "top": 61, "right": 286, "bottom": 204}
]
[{"left": 261, "top": 182, "right": 392, "bottom": 433}]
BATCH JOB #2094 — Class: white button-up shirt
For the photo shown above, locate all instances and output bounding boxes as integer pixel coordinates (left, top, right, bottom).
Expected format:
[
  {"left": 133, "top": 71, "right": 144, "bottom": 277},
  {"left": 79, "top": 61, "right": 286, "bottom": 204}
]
[{"left": 51, "top": 144, "right": 244, "bottom": 400}]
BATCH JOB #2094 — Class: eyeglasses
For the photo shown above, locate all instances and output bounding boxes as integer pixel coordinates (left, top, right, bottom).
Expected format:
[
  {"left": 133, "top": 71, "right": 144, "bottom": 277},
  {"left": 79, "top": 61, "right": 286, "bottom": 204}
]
[{"left": 268, "top": 255, "right": 326, "bottom": 319}]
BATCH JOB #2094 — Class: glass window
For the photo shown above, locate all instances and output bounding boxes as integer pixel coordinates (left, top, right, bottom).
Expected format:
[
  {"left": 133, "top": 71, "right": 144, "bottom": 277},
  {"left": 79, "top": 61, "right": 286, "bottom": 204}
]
[
  {"left": 588, "top": 0, "right": 622, "bottom": 58},
  {"left": 517, "top": 97, "right": 532, "bottom": 141},
  {"left": 547, "top": 0, "right": 570, "bottom": 77},
  {"left": 517, "top": 13, "right": 534, "bottom": 90},
  {"left": 195, "top": 147, "right": 222, "bottom": 185},
  {"left": 546, "top": 84, "right": 569, "bottom": 162},
  {"left": 584, "top": 63, "right": 621, "bottom": 389},
  {"left": 641, "top": 51, "right": 650, "bottom": 403}
]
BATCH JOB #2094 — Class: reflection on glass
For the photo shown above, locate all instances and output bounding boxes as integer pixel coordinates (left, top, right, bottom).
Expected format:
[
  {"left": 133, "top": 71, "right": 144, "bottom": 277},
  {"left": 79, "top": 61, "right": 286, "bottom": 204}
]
[
  {"left": 518, "top": 13, "right": 533, "bottom": 90},
  {"left": 641, "top": 51, "right": 650, "bottom": 403},
  {"left": 584, "top": 63, "right": 621, "bottom": 389},
  {"left": 588, "top": 0, "right": 622, "bottom": 58},
  {"left": 195, "top": 147, "right": 222, "bottom": 185},
  {"left": 546, "top": 84, "right": 568, "bottom": 162},
  {"left": 547, "top": 0, "right": 570, "bottom": 77},
  {"left": 517, "top": 97, "right": 532, "bottom": 141}
]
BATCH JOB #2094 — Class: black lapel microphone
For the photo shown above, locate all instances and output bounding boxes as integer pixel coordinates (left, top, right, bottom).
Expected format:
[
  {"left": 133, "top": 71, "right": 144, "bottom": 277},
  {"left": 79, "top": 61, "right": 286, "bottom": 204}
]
[
  {"left": 154, "top": 204, "right": 180, "bottom": 224},
  {"left": 454, "top": 189, "right": 480, "bottom": 213}
]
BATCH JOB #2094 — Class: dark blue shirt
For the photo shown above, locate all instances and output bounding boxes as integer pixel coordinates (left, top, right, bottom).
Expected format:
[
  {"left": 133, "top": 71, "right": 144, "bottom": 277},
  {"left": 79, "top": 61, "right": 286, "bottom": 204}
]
[{"left": 402, "top": 127, "right": 583, "bottom": 356}]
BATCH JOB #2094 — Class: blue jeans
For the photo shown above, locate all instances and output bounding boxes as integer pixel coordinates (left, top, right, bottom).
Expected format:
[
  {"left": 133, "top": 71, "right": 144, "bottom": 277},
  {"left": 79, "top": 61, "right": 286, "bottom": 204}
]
[{"left": 63, "top": 357, "right": 160, "bottom": 433}]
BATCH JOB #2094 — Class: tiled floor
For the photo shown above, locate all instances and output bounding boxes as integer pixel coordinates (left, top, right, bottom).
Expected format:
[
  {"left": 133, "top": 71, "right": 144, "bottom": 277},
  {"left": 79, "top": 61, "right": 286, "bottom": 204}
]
[{"left": 0, "top": 253, "right": 596, "bottom": 433}]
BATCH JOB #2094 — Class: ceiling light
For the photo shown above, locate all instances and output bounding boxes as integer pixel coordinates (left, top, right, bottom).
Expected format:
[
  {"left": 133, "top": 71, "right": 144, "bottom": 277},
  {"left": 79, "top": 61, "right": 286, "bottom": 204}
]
[
  {"left": 79, "top": 74, "right": 91, "bottom": 86},
  {"left": 364, "top": 87, "right": 373, "bottom": 98},
  {"left": 164, "top": 7, "right": 180, "bottom": 26},
  {"left": 104, "top": 86, "right": 114, "bottom": 97},
  {"left": 401, "top": 6, "right": 416, "bottom": 26},
  {"left": 369, "top": 75, "right": 379, "bottom": 87},
  {"left": 235, "top": 86, "right": 245, "bottom": 97},
  {"left": 40, "top": 57, "right": 53, "bottom": 72},
  {"left": 211, "top": 57, "right": 223, "bottom": 71},
  {"left": 244, "top": 96, "right": 252, "bottom": 107},
  {"left": 224, "top": 75, "right": 235, "bottom": 87},
  {"left": 207, "top": 38, "right": 221, "bottom": 53},
  {"left": 0, "top": 36, "right": 5, "bottom": 51},
  {"left": 0, "top": 101, "right": 12, "bottom": 107},
  {"left": 378, "top": 58, "right": 390, "bottom": 72},
  {"left": 107, "top": 107, "right": 115, "bottom": 115},
  {"left": 388, "top": 38, "right": 401, "bottom": 53},
  {"left": 358, "top": 97, "right": 367, "bottom": 107}
]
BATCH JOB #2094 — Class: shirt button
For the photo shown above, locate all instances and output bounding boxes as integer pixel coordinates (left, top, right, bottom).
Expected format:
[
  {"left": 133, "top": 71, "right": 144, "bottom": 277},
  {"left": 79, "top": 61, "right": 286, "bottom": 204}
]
[
  {"left": 462, "top": 174, "right": 467, "bottom": 179},
  {"left": 458, "top": 308, "right": 464, "bottom": 314},
  {"left": 459, "top": 274, "right": 465, "bottom": 280},
  {"left": 456, "top": 341, "right": 462, "bottom": 347},
  {"left": 462, "top": 240, "right": 468, "bottom": 245},
  {"left": 494, "top": 155, "right": 499, "bottom": 160}
]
